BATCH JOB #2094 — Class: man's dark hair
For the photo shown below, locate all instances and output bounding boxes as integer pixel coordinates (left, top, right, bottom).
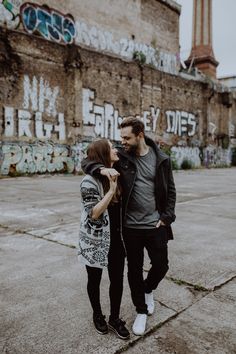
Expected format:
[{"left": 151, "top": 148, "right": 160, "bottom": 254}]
[{"left": 120, "top": 117, "right": 145, "bottom": 136}]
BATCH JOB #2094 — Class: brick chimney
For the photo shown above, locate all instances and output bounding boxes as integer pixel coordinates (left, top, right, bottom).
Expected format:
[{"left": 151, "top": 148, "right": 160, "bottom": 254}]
[{"left": 185, "top": 0, "right": 218, "bottom": 78}]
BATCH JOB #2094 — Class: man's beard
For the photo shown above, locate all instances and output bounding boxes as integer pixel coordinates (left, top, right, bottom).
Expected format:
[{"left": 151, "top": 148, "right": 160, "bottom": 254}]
[{"left": 124, "top": 144, "right": 139, "bottom": 156}]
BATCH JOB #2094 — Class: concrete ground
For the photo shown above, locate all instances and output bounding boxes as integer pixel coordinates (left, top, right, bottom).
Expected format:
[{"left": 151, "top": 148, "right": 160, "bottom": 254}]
[{"left": 0, "top": 168, "right": 236, "bottom": 354}]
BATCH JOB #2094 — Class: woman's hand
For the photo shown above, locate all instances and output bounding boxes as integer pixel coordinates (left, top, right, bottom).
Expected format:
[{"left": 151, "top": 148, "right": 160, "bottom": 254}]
[{"left": 91, "top": 175, "right": 118, "bottom": 219}]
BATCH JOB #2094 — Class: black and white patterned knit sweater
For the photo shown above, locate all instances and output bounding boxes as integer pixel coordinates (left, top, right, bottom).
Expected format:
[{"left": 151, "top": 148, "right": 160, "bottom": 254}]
[{"left": 78, "top": 175, "right": 110, "bottom": 268}]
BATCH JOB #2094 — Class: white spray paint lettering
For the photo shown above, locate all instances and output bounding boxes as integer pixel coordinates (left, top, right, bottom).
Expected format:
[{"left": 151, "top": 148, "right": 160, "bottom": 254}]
[
  {"left": 209, "top": 122, "right": 217, "bottom": 140},
  {"left": 75, "top": 20, "right": 178, "bottom": 75},
  {"left": 166, "top": 110, "right": 197, "bottom": 136},
  {"left": 23, "top": 75, "right": 59, "bottom": 117},
  {"left": 171, "top": 146, "right": 201, "bottom": 168},
  {"left": 82, "top": 88, "right": 160, "bottom": 140},
  {"left": 229, "top": 122, "right": 235, "bottom": 137},
  {"left": 4, "top": 75, "right": 65, "bottom": 141}
]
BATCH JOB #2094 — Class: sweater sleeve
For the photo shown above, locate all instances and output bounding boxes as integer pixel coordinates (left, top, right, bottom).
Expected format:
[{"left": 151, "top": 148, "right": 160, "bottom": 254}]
[{"left": 80, "top": 177, "right": 103, "bottom": 221}]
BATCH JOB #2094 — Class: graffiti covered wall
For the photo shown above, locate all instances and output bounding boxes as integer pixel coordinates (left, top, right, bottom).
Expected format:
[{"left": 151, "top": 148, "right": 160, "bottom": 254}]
[
  {"left": 82, "top": 88, "right": 197, "bottom": 141},
  {"left": 0, "top": 1, "right": 235, "bottom": 175},
  {"left": 21, "top": 3, "right": 76, "bottom": 44},
  {"left": 4, "top": 75, "right": 65, "bottom": 140},
  {"left": 0, "top": 0, "right": 180, "bottom": 75},
  {"left": 0, "top": 141, "right": 89, "bottom": 175}
]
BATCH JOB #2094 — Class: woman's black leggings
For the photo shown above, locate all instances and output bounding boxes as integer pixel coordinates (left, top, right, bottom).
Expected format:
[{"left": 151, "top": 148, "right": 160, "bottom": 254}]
[{"left": 86, "top": 240, "right": 125, "bottom": 320}]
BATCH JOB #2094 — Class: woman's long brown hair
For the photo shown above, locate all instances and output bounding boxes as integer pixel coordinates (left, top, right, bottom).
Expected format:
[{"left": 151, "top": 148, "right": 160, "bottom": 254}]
[
  {"left": 87, "top": 138, "right": 112, "bottom": 169},
  {"left": 87, "top": 139, "right": 120, "bottom": 202}
]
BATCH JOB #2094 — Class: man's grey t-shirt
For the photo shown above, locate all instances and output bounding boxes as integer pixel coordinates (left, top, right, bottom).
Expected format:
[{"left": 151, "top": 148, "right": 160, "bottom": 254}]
[{"left": 124, "top": 147, "right": 160, "bottom": 229}]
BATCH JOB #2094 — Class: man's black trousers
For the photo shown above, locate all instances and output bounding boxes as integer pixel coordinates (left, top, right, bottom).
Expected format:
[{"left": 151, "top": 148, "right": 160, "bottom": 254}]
[{"left": 123, "top": 226, "right": 169, "bottom": 314}]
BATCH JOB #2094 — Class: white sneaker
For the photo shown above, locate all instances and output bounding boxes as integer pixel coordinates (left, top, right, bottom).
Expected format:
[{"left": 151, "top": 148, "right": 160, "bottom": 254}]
[
  {"left": 145, "top": 292, "right": 155, "bottom": 315},
  {"left": 132, "top": 314, "right": 147, "bottom": 336}
]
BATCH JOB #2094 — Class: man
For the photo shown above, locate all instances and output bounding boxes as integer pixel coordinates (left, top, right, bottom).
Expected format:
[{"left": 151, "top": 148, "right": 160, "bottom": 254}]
[{"left": 82, "top": 117, "right": 176, "bottom": 336}]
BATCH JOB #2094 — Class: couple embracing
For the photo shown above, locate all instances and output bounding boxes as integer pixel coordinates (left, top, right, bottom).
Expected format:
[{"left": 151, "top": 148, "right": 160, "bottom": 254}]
[{"left": 78, "top": 117, "right": 176, "bottom": 339}]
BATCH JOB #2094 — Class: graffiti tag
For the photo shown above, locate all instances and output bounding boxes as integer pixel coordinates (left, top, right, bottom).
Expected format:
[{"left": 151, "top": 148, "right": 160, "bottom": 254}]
[
  {"left": 0, "top": 0, "right": 21, "bottom": 29},
  {"left": 0, "top": 143, "right": 74, "bottom": 175},
  {"left": 0, "top": 141, "right": 90, "bottom": 175},
  {"left": 3, "top": 75, "right": 65, "bottom": 141},
  {"left": 83, "top": 88, "right": 160, "bottom": 140},
  {"left": 76, "top": 20, "right": 178, "bottom": 75},
  {"left": 21, "top": 3, "right": 76, "bottom": 44},
  {"left": 166, "top": 110, "right": 197, "bottom": 137}
]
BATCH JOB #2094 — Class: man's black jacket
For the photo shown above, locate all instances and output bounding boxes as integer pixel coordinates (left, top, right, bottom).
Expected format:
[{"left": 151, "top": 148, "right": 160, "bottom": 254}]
[{"left": 81, "top": 136, "right": 176, "bottom": 240}]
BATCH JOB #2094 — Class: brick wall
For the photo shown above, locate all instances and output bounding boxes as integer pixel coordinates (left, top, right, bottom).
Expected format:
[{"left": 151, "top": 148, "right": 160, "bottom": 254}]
[
  {"left": 0, "top": 0, "right": 235, "bottom": 174},
  {"left": 0, "top": 0, "right": 180, "bottom": 75},
  {"left": 0, "top": 28, "right": 235, "bottom": 175}
]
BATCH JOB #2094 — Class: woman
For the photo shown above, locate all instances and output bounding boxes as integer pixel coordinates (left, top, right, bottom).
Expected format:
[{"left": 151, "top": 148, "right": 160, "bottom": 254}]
[{"left": 78, "top": 139, "right": 130, "bottom": 340}]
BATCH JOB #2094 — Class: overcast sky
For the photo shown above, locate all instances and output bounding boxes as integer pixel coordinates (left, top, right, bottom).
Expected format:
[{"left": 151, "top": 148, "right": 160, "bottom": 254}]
[{"left": 176, "top": 0, "right": 236, "bottom": 78}]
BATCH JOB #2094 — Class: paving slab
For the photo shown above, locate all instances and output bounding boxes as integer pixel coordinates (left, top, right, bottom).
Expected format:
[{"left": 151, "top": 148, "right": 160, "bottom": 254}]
[
  {"left": 0, "top": 175, "right": 81, "bottom": 232},
  {"left": 0, "top": 232, "right": 177, "bottom": 354},
  {"left": 174, "top": 168, "right": 236, "bottom": 202},
  {"left": 28, "top": 222, "right": 79, "bottom": 248},
  {"left": 1, "top": 168, "right": 236, "bottom": 353},
  {"left": 154, "top": 278, "right": 205, "bottom": 313},
  {"left": 1, "top": 169, "right": 236, "bottom": 293},
  {"left": 168, "top": 193, "right": 236, "bottom": 290},
  {"left": 124, "top": 279, "right": 236, "bottom": 354}
]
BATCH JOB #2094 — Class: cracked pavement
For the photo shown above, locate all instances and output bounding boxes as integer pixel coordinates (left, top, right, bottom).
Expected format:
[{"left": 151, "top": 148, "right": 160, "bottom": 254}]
[{"left": 0, "top": 168, "right": 236, "bottom": 354}]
